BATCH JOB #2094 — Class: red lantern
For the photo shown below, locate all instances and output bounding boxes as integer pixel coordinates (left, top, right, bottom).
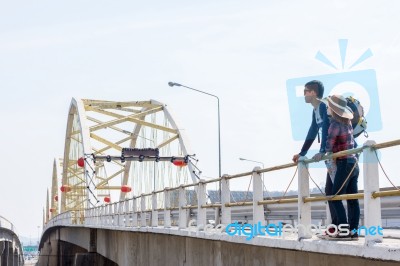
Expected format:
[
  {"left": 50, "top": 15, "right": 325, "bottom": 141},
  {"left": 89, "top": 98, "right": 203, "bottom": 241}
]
[
  {"left": 121, "top": 185, "right": 132, "bottom": 193},
  {"left": 54, "top": 195, "right": 58, "bottom": 202},
  {"left": 50, "top": 208, "right": 56, "bottom": 213},
  {"left": 60, "top": 185, "right": 71, "bottom": 193},
  {"left": 172, "top": 160, "right": 187, "bottom": 167},
  {"left": 77, "top": 157, "right": 85, "bottom": 168},
  {"left": 104, "top": 196, "right": 111, "bottom": 203}
]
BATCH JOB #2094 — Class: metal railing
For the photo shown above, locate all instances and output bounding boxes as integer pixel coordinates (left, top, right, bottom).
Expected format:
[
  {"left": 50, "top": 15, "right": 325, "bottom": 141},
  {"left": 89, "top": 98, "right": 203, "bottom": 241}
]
[
  {"left": 0, "top": 215, "right": 18, "bottom": 235},
  {"left": 45, "top": 139, "right": 400, "bottom": 245}
]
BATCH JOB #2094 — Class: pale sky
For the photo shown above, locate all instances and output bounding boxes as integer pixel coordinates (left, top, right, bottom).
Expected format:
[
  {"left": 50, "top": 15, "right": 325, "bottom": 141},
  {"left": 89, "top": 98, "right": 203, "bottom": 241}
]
[{"left": 1, "top": 1, "right": 399, "bottom": 238}]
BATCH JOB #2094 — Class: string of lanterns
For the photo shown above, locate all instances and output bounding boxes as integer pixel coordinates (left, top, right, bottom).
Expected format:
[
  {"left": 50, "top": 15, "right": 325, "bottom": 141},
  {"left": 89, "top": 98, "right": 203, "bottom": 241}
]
[{"left": 59, "top": 154, "right": 190, "bottom": 204}]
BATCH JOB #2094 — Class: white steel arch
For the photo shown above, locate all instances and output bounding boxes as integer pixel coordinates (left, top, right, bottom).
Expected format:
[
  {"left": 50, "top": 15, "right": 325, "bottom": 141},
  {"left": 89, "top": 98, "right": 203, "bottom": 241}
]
[{"left": 50, "top": 158, "right": 61, "bottom": 219}]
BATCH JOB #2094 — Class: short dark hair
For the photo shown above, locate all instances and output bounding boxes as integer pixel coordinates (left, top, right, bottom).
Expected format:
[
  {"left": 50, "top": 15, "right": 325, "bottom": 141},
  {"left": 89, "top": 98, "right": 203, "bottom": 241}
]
[{"left": 305, "top": 80, "right": 324, "bottom": 98}]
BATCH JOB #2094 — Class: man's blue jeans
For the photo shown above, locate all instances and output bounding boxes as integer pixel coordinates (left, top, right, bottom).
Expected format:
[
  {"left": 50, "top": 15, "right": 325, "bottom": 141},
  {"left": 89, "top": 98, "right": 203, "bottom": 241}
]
[{"left": 331, "top": 159, "right": 360, "bottom": 232}]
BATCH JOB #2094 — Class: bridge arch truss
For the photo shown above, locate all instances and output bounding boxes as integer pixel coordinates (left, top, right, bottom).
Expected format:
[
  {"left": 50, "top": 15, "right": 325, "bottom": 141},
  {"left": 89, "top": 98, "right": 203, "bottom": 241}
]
[{"left": 58, "top": 98, "right": 199, "bottom": 218}]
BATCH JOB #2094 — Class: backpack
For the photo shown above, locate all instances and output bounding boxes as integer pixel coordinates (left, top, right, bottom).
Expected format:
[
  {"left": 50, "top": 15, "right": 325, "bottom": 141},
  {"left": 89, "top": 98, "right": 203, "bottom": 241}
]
[{"left": 346, "top": 96, "right": 368, "bottom": 138}]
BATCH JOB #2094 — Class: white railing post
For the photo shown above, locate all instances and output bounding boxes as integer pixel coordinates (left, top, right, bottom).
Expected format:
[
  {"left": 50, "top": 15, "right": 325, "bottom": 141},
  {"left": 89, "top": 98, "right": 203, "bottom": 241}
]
[
  {"left": 178, "top": 185, "right": 187, "bottom": 229},
  {"left": 113, "top": 203, "right": 118, "bottom": 226},
  {"left": 100, "top": 206, "right": 105, "bottom": 226},
  {"left": 85, "top": 209, "right": 89, "bottom": 226},
  {"left": 152, "top": 192, "right": 158, "bottom": 227},
  {"left": 110, "top": 204, "right": 114, "bottom": 226},
  {"left": 68, "top": 212, "right": 72, "bottom": 225},
  {"left": 140, "top": 194, "right": 147, "bottom": 227},
  {"left": 253, "top": 167, "right": 264, "bottom": 225},
  {"left": 94, "top": 207, "right": 99, "bottom": 226},
  {"left": 298, "top": 158, "right": 312, "bottom": 239},
  {"left": 106, "top": 205, "right": 110, "bottom": 225},
  {"left": 118, "top": 202, "right": 124, "bottom": 226},
  {"left": 221, "top": 175, "right": 231, "bottom": 225},
  {"left": 90, "top": 208, "right": 94, "bottom": 226},
  {"left": 105, "top": 204, "right": 109, "bottom": 225},
  {"left": 132, "top": 198, "right": 138, "bottom": 227},
  {"left": 107, "top": 203, "right": 113, "bottom": 226},
  {"left": 363, "top": 140, "right": 383, "bottom": 243},
  {"left": 101, "top": 205, "right": 106, "bottom": 225},
  {"left": 325, "top": 202, "right": 332, "bottom": 225},
  {"left": 164, "top": 188, "right": 171, "bottom": 228},
  {"left": 114, "top": 203, "right": 118, "bottom": 226},
  {"left": 90, "top": 207, "right": 97, "bottom": 225},
  {"left": 124, "top": 200, "right": 130, "bottom": 227},
  {"left": 197, "top": 179, "right": 207, "bottom": 229}
]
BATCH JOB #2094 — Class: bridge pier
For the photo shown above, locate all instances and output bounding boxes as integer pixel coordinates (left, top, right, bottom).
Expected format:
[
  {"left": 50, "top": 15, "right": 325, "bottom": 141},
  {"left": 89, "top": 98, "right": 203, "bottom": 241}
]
[
  {"left": 13, "top": 249, "right": 19, "bottom": 266},
  {"left": 0, "top": 241, "right": 7, "bottom": 266},
  {"left": 0, "top": 241, "right": 20, "bottom": 266},
  {"left": 38, "top": 228, "right": 117, "bottom": 266},
  {"left": 0, "top": 225, "right": 24, "bottom": 266}
]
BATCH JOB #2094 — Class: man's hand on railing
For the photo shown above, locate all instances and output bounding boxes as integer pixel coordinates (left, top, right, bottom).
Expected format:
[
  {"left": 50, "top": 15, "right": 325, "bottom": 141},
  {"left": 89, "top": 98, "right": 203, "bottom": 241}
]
[{"left": 292, "top": 154, "right": 300, "bottom": 163}]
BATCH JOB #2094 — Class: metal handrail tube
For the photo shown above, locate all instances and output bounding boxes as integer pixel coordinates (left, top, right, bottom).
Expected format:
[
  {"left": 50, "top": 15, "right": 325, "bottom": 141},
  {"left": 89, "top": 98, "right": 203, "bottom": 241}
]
[
  {"left": 225, "top": 202, "right": 253, "bottom": 207},
  {"left": 181, "top": 183, "right": 198, "bottom": 188},
  {"left": 225, "top": 171, "right": 253, "bottom": 180},
  {"left": 258, "top": 198, "right": 299, "bottom": 205},
  {"left": 202, "top": 178, "right": 222, "bottom": 184},
  {"left": 372, "top": 139, "right": 400, "bottom": 150},
  {"left": 304, "top": 193, "right": 364, "bottom": 203},
  {"left": 372, "top": 190, "right": 400, "bottom": 198},
  {"left": 182, "top": 205, "right": 198, "bottom": 209}
]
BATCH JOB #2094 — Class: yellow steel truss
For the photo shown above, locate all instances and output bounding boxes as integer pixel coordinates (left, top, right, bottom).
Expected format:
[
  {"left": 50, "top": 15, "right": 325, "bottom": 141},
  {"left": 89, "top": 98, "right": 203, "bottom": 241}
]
[{"left": 55, "top": 98, "right": 196, "bottom": 216}]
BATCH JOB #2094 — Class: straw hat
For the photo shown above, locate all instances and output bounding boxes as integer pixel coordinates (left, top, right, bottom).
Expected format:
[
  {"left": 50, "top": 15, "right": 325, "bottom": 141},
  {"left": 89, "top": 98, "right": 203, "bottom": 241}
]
[{"left": 320, "top": 95, "right": 353, "bottom": 119}]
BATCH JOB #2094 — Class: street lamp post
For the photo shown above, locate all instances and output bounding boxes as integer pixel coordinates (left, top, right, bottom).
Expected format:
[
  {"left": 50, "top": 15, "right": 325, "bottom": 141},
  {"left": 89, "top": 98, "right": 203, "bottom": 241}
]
[{"left": 168, "top": 82, "right": 222, "bottom": 200}]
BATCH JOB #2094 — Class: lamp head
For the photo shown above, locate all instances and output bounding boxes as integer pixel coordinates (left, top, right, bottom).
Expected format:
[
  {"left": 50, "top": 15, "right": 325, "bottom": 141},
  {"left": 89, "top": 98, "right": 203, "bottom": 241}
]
[{"left": 168, "top": 81, "right": 182, "bottom": 87}]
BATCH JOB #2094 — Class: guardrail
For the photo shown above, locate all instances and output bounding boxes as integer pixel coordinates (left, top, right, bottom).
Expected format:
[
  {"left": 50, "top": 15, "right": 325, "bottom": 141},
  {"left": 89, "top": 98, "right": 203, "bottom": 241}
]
[
  {"left": 45, "top": 139, "right": 400, "bottom": 245},
  {"left": 0, "top": 215, "right": 18, "bottom": 236}
]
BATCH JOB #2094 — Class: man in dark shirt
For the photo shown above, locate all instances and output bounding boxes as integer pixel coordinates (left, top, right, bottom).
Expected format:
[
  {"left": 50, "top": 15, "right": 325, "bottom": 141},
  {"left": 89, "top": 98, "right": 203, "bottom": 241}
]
[{"left": 292, "top": 80, "right": 337, "bottom": 225}]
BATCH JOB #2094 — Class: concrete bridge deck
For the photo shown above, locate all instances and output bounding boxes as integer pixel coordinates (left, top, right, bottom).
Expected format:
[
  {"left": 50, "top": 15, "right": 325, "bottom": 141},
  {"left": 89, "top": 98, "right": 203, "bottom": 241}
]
[{"left": 39, "top": 223, "right": 400, "bottom": 266}]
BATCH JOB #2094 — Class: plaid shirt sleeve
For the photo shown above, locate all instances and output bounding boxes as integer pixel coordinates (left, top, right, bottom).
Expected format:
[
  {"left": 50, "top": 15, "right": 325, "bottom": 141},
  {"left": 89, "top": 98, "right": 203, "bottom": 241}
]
[
  {"left": 325, "top": 123, "right": 339, "bottom": 153},
  {"left": 325, "top": 120, "right": 354, "bottom": 155}
]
